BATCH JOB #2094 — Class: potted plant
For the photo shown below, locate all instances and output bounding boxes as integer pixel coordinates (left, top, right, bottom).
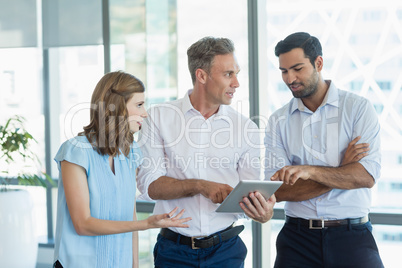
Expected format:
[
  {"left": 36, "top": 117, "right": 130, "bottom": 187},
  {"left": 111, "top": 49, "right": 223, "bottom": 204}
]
[{"left": 0, "top": 115, "right": 55, "bottom": 268}]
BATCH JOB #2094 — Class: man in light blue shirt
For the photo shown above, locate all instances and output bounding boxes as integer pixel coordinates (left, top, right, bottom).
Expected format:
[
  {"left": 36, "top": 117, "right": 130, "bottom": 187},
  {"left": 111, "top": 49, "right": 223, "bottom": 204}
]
[{"left": 265, "top": 32, "right": 384, "bottom": 268}]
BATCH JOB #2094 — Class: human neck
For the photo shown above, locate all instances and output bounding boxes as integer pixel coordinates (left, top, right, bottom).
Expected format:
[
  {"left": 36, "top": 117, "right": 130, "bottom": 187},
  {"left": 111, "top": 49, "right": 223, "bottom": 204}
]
[
  {"left": 300, "top": 79, "right": 330, "bottom": 112},
  {"left": 189, "top": 88, "right": 219, "bottom": 119}
]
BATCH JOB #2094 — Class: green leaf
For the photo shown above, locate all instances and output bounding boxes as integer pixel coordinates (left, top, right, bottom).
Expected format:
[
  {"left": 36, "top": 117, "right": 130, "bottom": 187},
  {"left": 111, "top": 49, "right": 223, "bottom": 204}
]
[
  {"left": 1, "top": 115, "right": 55, "bottom": 188},
  {"left": 44, "top": 173, "right": 57, "bottom": 187}
]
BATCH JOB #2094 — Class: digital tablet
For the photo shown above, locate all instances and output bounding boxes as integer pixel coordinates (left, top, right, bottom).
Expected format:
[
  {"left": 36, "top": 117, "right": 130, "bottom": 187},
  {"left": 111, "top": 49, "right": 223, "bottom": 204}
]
[{"left": 215, "top": 180, "right": 282, "bottom": 213}]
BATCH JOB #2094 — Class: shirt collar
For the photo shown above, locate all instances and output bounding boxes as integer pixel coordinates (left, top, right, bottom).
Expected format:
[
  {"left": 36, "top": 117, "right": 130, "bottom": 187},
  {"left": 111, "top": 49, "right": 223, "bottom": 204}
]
[
  {"left": 181, "top": 89, "right": 229, "bottom": 119},
  {"left": 181, "top": 89, "right": 194, "bottom": 114},
  {"left": 291, "top": 80, "right": 339, "bottom": 113}
]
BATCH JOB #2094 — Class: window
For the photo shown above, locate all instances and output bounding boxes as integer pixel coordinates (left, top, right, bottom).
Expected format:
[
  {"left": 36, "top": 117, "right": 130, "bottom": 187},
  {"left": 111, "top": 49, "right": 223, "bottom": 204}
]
[
  {"left": 111, "top": 0, "right": 251, "bottom": 266},
  {"left": 390, "top": 183, "right": 402, "bottom": 191},
  {"left": 2, "top": 1, "right": 402, "bottom": 267},
  {"left": 374, "top": 104, "right": 384, "bottom": 114},
  {"left": 0, "top": 47, "right": 46, "bottom": 236},
  {"left": 350, "top": 81, "right": 364, "bottom": 92},
  {"left": 362, "top": 10, "right": 383, "bottom": 21},
  {"left": 262, "top": 1, "right": 402, "bottom": 266},
  {"left": 377, "top": 81, "right": 391, "bottom": 91}
]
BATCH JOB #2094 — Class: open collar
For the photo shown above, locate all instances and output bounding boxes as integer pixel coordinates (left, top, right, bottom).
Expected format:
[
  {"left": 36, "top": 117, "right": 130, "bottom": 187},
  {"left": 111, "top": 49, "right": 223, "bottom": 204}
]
[
  {"left": 291, "top": 80, "right": 339, "bottom": 114},
  {"left": 181, "top": 89, "right": 230, "bottom": 121}
]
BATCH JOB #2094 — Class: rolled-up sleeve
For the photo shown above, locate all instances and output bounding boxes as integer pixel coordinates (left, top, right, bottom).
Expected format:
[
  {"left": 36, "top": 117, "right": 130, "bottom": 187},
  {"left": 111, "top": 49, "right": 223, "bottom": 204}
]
[
  {"left": 136, "top": 107, "right": 167, "bottom": 201},
  {"left": 264, "top": 112, "right": 291, "bottom": 180},
  {"left": 237, "top": 120, "right": 261, "bottom": 181},
  {"left": 353, "top": 98, "right": 381, "bottom": 181}
]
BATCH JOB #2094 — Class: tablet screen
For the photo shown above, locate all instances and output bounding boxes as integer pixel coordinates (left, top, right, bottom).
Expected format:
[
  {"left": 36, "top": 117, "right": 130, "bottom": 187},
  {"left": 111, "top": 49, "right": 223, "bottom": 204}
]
[{"left": 215, "top": 180, "right": 282, "bottom": 213}]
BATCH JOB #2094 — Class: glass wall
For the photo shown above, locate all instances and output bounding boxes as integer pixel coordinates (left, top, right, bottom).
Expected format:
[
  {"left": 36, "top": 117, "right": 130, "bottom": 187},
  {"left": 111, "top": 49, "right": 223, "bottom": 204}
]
[
  {"left": 1, "top": 0, "right": 251, "bottom": 266},
  {"left": 0, "top": 0, "right": 47, "bottom": 238},
  {"left": 110, "top": 0, "right": 179, "bottom": 105},
  {"left": 261, "top": 0, "right": 402, "bottom": 266},
  {"left": 1, "top": 0, "right": 401, "bottom": 267},
  {"left": 135, "top": 0, "right": 251, "bottom": 266},
  {"left": 176, "top": 0, "right": 250, "bottom": 116}
]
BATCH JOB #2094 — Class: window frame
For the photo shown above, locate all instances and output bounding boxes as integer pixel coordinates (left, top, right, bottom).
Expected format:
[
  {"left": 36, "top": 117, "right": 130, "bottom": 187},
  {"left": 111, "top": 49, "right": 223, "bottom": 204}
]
[{"left": 8, "top": 0, "right": 400, "bottom": 267}]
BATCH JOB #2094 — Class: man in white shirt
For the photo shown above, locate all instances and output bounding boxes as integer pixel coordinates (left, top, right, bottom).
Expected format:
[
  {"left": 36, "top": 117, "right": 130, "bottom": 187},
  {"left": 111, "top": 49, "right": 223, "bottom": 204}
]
[
  {"left": 137, "top": 36, "right": 275, "bottom": 267},
  {"left": 266, "top": 32, "right": 383, "bottom": 268}
]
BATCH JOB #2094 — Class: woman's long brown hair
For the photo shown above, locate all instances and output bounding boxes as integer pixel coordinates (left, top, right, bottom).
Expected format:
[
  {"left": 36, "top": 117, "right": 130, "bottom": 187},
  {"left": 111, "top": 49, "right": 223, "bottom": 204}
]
[{"left": 79, "top": 71, "right": 145, "bottom": 157}]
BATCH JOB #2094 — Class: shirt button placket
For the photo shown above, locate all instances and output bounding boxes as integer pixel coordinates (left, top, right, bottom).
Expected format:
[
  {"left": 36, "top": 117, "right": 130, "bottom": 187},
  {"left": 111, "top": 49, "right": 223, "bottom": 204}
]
[{"left": 199, "top": 120, "right": 209, "bottom": 235}]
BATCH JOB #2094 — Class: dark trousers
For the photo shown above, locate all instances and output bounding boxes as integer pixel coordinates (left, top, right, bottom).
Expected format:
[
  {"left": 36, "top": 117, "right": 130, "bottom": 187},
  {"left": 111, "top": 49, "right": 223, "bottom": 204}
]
[
  {"left": 53, "top": 260, "right": 63, "bottom": 268},
  {"left": 153, "top": 233, "right": 247, "bottom": 268},
  {"left": 274, "top": 221, "right": 384, "bottom": 268}
]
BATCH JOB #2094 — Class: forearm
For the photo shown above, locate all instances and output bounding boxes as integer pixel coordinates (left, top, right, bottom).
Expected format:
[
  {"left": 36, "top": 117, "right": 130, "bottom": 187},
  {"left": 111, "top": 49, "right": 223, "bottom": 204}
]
[
  {"left": 133, "top": 205, "right": 139, "bottom": 268},
  {"left": 275, "top": 180, "right": 331, "bottom": 202},
  {"left": 148, "top": 176, "right": 233, "bottom": 203},
  {"left": 272, "top": 163, "right": 375, "bottom": 196},
  {"left": 132, "top": 230, "right": 139, "bottom": 268},
  {"left": 309, "top": 162, "right": 374, "bottom": 189},
  {"left": 148, "top": 176, "right": 201, "bottom": 200},
  {"left": 73, "top": 217, "right": 151, "bottom": 236}
]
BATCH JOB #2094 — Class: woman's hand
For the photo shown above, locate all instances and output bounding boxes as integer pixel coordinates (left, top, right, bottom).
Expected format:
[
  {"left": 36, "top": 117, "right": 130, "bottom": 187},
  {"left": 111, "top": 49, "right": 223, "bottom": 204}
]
[{"left": 147, "top": 207, "right": 191, "bottom": 229}]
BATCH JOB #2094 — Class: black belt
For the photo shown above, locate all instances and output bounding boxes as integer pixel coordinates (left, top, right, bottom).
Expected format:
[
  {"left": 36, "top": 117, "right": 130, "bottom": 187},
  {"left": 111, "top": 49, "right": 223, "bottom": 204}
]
[
  {"left": 285, "top": 215, "right": 369, "bottom": 229},
  {"left": 160, "top": 225, "right": 244, "bottom": 249}
]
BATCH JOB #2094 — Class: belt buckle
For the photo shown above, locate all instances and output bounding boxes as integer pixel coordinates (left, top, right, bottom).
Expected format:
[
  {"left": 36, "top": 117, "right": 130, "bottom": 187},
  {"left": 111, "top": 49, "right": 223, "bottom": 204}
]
[
  {"left": 191, "top": 236, "right": 203, "bottom": 249},
  {"left": 309, "top": 219, "right": 326, "bottom": 229}
]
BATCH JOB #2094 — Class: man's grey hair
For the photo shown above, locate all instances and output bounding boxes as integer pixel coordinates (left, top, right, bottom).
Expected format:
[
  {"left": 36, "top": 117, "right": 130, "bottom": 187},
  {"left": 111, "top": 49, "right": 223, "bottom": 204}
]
[{"left": 187, "top": 37, "right": 235, "bottom": 84}]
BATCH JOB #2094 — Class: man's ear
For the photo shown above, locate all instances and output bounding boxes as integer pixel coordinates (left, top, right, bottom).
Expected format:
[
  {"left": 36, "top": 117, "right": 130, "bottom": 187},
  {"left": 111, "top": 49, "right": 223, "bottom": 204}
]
[
  {"left": 195, "top": 68, "right": 208, "bottom": 84},
  {"left": 315, "top": 56, "right": 323, "bottom": 72}
]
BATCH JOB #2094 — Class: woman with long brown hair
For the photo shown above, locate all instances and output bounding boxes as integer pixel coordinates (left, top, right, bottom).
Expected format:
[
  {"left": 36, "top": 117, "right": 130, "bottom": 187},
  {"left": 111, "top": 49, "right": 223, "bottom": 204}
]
[{"left": 53, "top": 71, "right": 190, "bottom": 268}]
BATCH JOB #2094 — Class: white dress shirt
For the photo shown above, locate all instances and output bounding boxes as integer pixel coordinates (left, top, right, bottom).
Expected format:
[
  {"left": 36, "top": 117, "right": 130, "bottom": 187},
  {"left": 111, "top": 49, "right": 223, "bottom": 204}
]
[
  {"left": 137, "top": 90, "right": 261, "bottom": 236},
  {"left": 264, "top": 81, "right": 381, "bottom": 220}
]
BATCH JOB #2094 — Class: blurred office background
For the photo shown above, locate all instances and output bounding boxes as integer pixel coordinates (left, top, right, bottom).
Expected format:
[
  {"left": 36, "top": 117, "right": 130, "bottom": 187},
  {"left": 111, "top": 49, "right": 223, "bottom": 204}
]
[{"left": 0, "top": 0, "right": 401, "bottom": 267}]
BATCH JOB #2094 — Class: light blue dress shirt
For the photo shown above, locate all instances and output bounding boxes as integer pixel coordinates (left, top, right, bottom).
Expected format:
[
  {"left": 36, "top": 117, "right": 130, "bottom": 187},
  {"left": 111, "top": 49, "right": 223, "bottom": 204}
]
[
  {"left": 53, "top": 135, "right": 143, "bottom": 268},
  {"left": 264, "top": 81, "right": 381, "bottom": 219}
]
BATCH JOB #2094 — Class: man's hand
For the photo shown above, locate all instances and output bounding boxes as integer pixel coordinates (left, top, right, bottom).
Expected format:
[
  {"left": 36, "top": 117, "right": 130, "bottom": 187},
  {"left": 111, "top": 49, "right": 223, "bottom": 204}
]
[
  {"left": 271, "top": 165, "right": 312, "bottom": 185},
  {"left": 198, "top": 180, "right": 233, "bottom": 203},
  {"left": 269, "top": 136, "right": 371, "bottom": 195},
  {"left": 341, "top": 136, "right": 369, "bottom": 166},
  {"left": 239, "top": 192, "right": 276, "bottom": 223}
]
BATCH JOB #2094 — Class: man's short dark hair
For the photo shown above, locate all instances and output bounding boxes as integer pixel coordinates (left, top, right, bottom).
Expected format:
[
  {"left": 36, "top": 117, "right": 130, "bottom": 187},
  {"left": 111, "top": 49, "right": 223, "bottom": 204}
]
[{"left": 275, "top": 32, "right": 322, "bottom": 67}]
